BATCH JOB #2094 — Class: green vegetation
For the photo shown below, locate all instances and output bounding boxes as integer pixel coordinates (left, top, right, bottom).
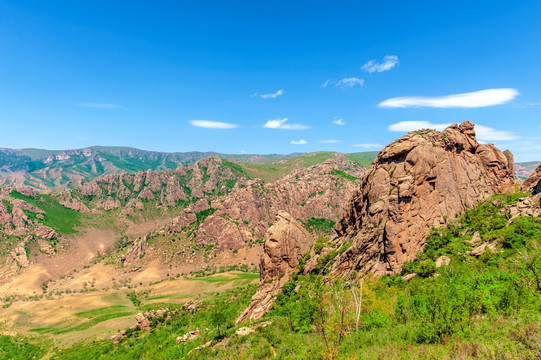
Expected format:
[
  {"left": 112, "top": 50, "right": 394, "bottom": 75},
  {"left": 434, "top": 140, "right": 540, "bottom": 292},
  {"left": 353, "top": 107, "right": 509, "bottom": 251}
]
[
  {"left": 0, "top": 335, "right": 45, "bottom": 360},
  {"left": 3, "top": 193, "right": 541, "bottom": 359},
  {"left": 301, "top": 217, "right": 336, "bottom": 234},
  {"left": 240, "top": 152, "right": 335, "bottom": 182},
  {"left": 344, "top": 151, "right": 378, "bottom": 167},
  {"left": 9, "top": 191, "right": 82, "bottom": 234},
  {"left": 329, "top": 169, "right": 361, "bottom": 181},
  {"left": 30, "top": 305, "right": 136, "bottom": 335}
]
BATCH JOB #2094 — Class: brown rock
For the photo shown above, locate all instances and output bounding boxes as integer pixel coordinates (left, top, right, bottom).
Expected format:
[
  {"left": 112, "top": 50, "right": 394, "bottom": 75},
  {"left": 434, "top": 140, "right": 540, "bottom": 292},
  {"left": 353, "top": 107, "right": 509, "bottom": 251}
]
[
  {"left": 16, "top": 186, "right": 35, "bottom": 197},
  {"left": 503, "top": 193, "right": 541, "bottom": 219},
  {"left": 435, "top": 256, "right": 451, "bottom": 268},
  {"left": 522, "top": 163, "right": 541, "bottom": 195},
  {"left": 59, "top": 196, "right": 90, "bottom": 213},
  {"left": 34, "top": 226, "right": 58, "bottom": 239},
  {"left": 135, "top": 313, "right": 150, "bottom": 330},
  {"left": 236, "top": 211, "right": 312, "bottom": 324},
  {"left": 469, "top": 242, "right": 498, "bottom": 256},
  {"left": 332, "top": 121, "right": 515, "bottom": 275},
  {"left": 10, "top": 244, "right": 29, "bottom": 267},
  {"left": 176, "top": 330, "right": 200, "bottom": 343},
  {"left": 38, "top": 240, "right": 55, "bottom": 255}
]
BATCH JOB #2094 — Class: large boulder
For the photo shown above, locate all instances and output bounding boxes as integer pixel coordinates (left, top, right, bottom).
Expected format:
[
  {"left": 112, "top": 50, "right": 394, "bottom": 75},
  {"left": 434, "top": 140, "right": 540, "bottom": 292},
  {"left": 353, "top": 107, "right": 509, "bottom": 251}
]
[
  {"left": 332, "top": 121, "right": 515, "bottom": 276},
  {"left": 236, "top": 211, "right": 312, "bottom": 324},
  {"left": 522, "top": 163, "right": 541, "bottom": 195}
]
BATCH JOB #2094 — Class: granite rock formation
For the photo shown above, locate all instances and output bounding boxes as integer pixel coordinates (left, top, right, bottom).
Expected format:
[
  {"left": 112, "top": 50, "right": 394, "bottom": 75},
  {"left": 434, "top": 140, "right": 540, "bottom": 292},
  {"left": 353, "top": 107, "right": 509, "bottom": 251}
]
[
  {"left": 522, "top": 163, "right": 541, "bottom": 195},
  {"left": 331, "top": 121, "right": 515, "bottom": 276},
  {"left": 236, "top": 211, "right": 312, "bottom": 324}
]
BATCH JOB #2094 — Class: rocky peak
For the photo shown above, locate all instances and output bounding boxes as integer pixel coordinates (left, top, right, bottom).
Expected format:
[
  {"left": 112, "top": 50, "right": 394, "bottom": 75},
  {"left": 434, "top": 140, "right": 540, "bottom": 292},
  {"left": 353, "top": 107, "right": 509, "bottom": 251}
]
[
  {"left": 332, "top": 121, "right": 515, "bottom": 276},
  {"left": 236, "top": 211, "right": 312, "bottom": 324},
  {"left": 522, "top": 163, "right": 541, "bottom": 195}
]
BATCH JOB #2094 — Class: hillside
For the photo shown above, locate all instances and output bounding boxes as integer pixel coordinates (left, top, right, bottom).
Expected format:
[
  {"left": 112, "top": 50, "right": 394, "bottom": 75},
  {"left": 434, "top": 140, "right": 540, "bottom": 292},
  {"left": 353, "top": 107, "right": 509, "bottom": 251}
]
[
  {"left": 0, "top": 147, "right": 308, "bottom": 189},
  {"left": 0, "top": 153, "right": 365, "bottom": 295},
  {"left": 0, "top": 125, "right": 540, "bottom": 359}
]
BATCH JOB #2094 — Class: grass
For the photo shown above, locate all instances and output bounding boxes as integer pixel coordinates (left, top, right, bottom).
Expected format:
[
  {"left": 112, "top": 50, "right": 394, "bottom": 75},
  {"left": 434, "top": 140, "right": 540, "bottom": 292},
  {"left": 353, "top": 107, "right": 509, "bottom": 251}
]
[
  {"left": 240, "top": 152, "right": 335, "bottom": 182},
  {"left": 0, "top": 335, "right": 46, "bottom": 360},
  {"left": 301, "top": 217, "right": 336, "bottom": 234},
  {"left": 344, "top": 151, "right": 378, "bottom": 167},
  {"left": 29, "top": 305, "right": 136, "bottom": 335},
  {"left": 9, "top": 191, "right": 82, "bottom": 234},
  {"left": 329, "top": 169, "right": 361, "bottom": 181}
]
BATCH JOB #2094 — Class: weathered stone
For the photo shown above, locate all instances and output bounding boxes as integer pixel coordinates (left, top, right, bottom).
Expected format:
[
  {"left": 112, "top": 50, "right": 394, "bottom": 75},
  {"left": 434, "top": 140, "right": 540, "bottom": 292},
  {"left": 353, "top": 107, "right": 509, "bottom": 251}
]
[
  {"left": 522, "top": 164, "right": 541, "bottom": 195},
  {"left": 135, "top": 313, "right": 150, "bottom": 330},
  {"left": 34, "top": 226, "right": 58, "bottom": 240},
  {"left": 332, "top": 121, "right": 515, "bottom": 275},
  {"left": 176, "top": 330, "right": 200, "bottom": 343},
  {"left": 10, "top": 244, "right": 29, "bottom": 267},
  {"left": 402, "top": 273, "right": 417, "bottom": 282},
  {"left": 435, "top": 256, "right": 451, "bottom": 268},
  {"left": 236, "top": 211, "right": 312, "bottom": 324}
]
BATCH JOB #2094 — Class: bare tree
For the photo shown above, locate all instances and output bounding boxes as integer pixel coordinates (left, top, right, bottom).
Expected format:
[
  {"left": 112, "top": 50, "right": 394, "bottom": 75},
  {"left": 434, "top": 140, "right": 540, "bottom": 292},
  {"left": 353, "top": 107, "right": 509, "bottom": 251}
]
[{"left": 351, "top": 278, "right": 363, "bottom": 331}]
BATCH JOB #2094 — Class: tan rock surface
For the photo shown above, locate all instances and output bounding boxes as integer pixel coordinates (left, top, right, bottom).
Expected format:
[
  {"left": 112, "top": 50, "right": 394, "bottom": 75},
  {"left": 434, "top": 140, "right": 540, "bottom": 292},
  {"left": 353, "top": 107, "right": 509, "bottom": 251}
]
[
  {"left": 236, "top": 211, "right": 312, "bottom": 324},
  {"left": 522, "top": 163, "right": 541, "bottom": 195},
  {"left": 332, "top": 121, "right": 515, "bottom": 275}
]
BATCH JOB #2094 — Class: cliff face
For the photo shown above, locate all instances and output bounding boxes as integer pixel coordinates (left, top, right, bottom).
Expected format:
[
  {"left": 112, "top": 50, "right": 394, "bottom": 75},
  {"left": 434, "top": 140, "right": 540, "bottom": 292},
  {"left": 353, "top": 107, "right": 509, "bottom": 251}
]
[
  {"left": 332, "top": 121, "right": 515, "bottom": 275},
  {"left": 236, "top": 211, "right": 312, "bottom": 324},
  {"left": 522, "top": 163, "right": 541, "bottom": 195},
  {"left": 164, "top": 154, "right": 365, "bottom": 252}
]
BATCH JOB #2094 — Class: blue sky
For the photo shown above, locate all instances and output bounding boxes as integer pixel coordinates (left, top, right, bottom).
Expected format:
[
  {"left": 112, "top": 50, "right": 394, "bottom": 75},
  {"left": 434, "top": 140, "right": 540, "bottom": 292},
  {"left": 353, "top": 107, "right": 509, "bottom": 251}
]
[{"left": 1, "top": 1, "right": 540, "bottom": 161}]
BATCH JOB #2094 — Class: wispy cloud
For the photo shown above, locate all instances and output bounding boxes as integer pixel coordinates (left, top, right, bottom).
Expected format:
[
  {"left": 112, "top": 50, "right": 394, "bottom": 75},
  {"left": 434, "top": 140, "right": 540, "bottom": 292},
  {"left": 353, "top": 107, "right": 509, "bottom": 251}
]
[
  {"left": 263, "top": 118, "right": 310, "bottom": 130},
  {"left": 260, "top": 89, "right": 284, "bottom": 99},
  {"left": 79, "top": 103, "right": 119, "bottom": 109},
  {"left": 352, "top": 143, "right": 383, "bottom": 149},
  {"left": 379, "top": 88, "right": 519, "bottom": 108},
  {"left": 388, "top": 121, "right": 518, "bottom": 141},
  {"left": 189, "top": 120, "right": 239, "bottom": 129},
  {"left": 388, "top": 121, "right": 449, "bottom": 132},
  {"left": 336, "top": 77, "right": 364, "bottom": 88},
  {"left": 320, "top": 140, "right": 341, "bottom": 143},
  {"left": 332, "top": 118, "right": 346, "bottom": 126},
  {"left": 525, "top": 102, "right": 541, "bottom": 106},
  {"left": 291, "top": 139, "right": 307, "bottom": 145},
  {"left": 321, "top": 80, "right": 330, "bottom": 88},
  {"left": 476, "top": 125, "right": 519, "bottom": 141},
  {"left": 362, "top": 55, "right": 399, "bottom": 73}
]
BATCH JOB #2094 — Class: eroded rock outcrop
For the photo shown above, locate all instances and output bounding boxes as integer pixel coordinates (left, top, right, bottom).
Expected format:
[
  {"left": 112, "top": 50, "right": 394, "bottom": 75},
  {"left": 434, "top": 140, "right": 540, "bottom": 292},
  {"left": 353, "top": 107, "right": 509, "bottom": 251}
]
[
  {"left": 236, "top": 211, "right": 312, "bottom": 324},
  {"left": 331, "top": 121, "right": 515, "bottom": 276},
  {"left": 522, "top": 163, "right": 541, "bottom": 195}
]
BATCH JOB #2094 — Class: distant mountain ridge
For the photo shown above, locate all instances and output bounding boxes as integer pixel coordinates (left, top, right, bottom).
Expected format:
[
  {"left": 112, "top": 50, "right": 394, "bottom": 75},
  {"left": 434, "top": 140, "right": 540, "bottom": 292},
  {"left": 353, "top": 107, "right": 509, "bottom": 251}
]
[{"left": 0, "top": 146, "right": 307, "bottom": 189}]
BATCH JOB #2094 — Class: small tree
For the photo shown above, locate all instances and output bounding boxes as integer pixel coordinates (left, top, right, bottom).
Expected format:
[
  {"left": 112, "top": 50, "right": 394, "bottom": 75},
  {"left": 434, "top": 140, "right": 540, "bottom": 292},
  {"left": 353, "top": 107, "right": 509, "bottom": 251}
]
[
  {"left": 313, "top": 280, "right": 354, "bottom": 360},
  {"left": 351, "top": 279, "right": 363, "bottom": 331},
  {"left": 210, "top": 306, "right": 228, "bottom": 339}
]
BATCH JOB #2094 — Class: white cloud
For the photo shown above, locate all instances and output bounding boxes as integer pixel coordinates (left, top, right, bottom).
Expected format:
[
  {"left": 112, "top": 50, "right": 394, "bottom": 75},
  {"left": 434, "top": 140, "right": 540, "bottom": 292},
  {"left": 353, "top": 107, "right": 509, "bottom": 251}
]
[
  {"left": 362, "top": 55, "right": 399, "bottom": 73},
  {"left": 332, "top": 118, "right": 346, "bottom": 126},
  {"left": 263, "top": 118, "right": 310, "bottom": 130},
  {"left": 189, "top": 120, "right": 239, "bottom": 129},
  {"left": 352, "top": 143, "right": 383, "bottom": 149},
  {"left": 388, "top": 121, "right": 518, "bottom": 141},
  {"left": 321, "top": 80, "right": 330, "bottom": 88},
  {"left": 291, "top": 139, "right": 307, "bottom": 145},
  {"left": 388, "top": 121, "right": 450, "bottom": 132},
  {"left": 475, "top": 125, "right": 518, "bottom": 141},
  {"left": 79, "top": 103, "right": 119, "bottom": 108},
  {"left": 525, "top": 102, "right": 541, "bottom": 106},
  {"left": 336, "top": 77, "right": 364, "bottom": 88},
  {"left": 260, "top": 89, "right": 284, "bottom": 99},
  {"left": 379, "top": 88, "right": 519, "bottom": 108},
  {"left": 319, "top": 140, "right": 341, "bottom": 143}
]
